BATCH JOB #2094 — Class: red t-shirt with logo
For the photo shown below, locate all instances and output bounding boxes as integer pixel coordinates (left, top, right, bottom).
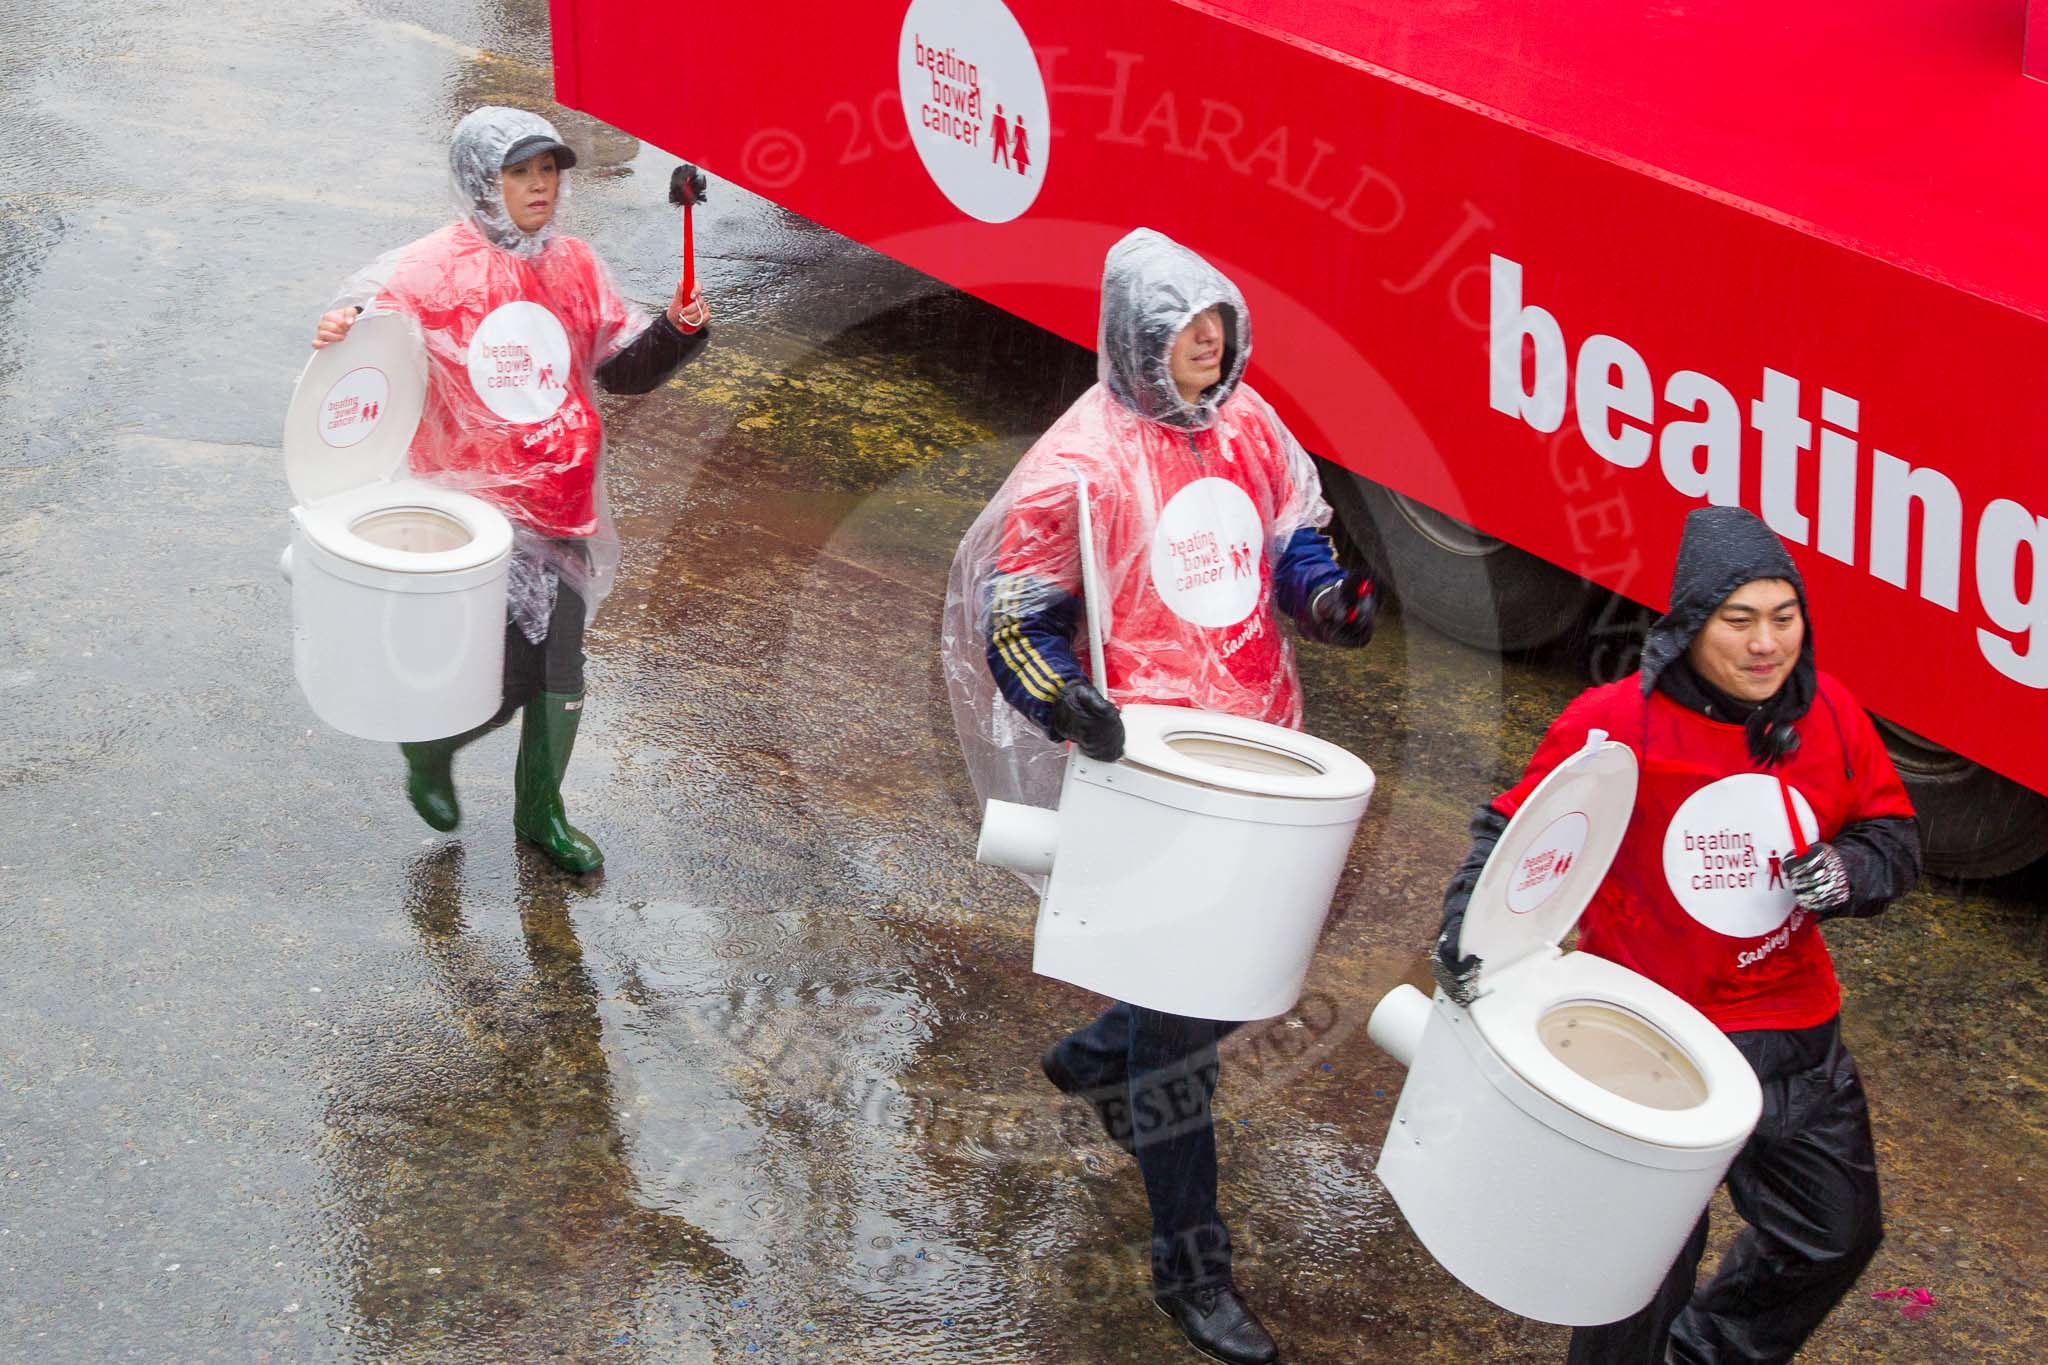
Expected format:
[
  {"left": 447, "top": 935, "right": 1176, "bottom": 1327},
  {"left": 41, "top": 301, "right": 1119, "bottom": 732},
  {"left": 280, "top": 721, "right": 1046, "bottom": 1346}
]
[
  {"left": 994, "top": 385, "right": 1314, "bottom": 728},
  {"left": 1493, "top": 672, "right": 1914, "bottom": 1032},
  {"left": 374, "top": 222, "right": 645, "bottom": 537}
]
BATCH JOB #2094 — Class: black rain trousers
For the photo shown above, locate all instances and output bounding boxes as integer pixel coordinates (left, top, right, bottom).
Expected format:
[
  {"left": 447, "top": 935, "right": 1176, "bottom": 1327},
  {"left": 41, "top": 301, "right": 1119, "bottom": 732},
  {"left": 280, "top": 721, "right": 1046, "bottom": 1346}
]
[{"left": 1567, "top": 1015, "right": 1882, "bottom": 1365}]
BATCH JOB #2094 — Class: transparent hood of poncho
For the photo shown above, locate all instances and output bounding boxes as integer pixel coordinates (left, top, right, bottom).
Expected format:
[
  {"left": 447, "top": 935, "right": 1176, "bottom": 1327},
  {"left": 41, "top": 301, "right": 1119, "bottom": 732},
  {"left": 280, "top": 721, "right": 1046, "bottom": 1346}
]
[
  {"left": 1098, "top": 227, "right": 1251, "bottom": 431},
  {"left": 448, "top": 106, "right": 568, "bottom": 259}
]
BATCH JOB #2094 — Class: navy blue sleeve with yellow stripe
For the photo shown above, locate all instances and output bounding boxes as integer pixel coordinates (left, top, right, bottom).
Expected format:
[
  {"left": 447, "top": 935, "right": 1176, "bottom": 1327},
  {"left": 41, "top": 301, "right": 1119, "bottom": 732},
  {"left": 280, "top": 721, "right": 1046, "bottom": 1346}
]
[
  {"left": 984, "top": 572, "right": 1087, "bottom": 740},
  {"left": 1274, "top": 526, "right": 1347, "bottom": 628}
]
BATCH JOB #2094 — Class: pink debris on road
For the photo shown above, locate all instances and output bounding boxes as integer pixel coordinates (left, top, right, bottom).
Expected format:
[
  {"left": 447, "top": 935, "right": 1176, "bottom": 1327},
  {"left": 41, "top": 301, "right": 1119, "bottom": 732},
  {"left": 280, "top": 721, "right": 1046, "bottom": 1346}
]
[{"left": 1870, "top": 1287, "right": 1936, "bottom": 1321}]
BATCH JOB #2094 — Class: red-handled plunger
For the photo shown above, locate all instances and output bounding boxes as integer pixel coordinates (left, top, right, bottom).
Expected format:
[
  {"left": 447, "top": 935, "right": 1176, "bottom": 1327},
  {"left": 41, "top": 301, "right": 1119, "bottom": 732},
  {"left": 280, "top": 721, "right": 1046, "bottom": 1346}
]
[
  {"left": 668, "top": 162, "right": 709, "bottom": 307},
  {"left": 1777, "top": 774, "right": 1810, "bottom": 857}
]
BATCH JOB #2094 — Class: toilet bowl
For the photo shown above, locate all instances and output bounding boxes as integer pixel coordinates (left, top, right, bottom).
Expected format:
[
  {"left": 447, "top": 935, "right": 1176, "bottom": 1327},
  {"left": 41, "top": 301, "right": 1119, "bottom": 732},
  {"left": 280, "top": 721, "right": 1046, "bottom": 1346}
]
[
  {"left": 280, "top": 311, "right": 514, "bottom": 742},
  {"left": 1367, "top": 730, "right": 1762, "bottom": 1326},
  {"left": 978, "top": 703, "right": 1375, "bottom": 1020}
]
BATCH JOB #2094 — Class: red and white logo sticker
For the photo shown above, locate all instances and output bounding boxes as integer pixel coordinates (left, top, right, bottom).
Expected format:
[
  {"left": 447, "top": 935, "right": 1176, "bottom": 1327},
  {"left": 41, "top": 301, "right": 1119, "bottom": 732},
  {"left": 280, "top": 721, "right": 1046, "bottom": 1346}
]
[
  {"left": 1661, "top": 773, "right": 1819, "bottom": 938},
  {"left": 1149, "top": 477, "right": 1263, "bottom": 628},
  {"left": 466, "top": 301, "right": 572, "bottom": 424},
  {"left": 318, "top": 366, "right": 390, "bottom": 449},
  {"left": 1507, "top": 811, "right": 1590, "bottom": 915},
  {"left": 898, "top": 0, "right": 1048, "bottom": 224}
]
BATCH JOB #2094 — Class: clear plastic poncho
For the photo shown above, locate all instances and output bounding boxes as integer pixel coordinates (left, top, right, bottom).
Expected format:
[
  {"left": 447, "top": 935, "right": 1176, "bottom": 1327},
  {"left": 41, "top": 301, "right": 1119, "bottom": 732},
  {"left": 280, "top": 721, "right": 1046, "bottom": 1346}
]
[
  {"left": 330, "top": 107, "right": 653, "bottom": 640},
  {"left": 941, "top": 228, "right": 1335, "bottom": 835}
]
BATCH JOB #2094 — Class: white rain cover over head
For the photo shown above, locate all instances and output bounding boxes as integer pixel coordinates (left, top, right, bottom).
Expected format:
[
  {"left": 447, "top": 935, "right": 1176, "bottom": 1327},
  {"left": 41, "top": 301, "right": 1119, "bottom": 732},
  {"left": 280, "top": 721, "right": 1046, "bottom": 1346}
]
[
  {"left": 448, "top": 105, "right": 570, "bottom": 258},
  {"left": 330, "top": 107, "right": 650, "bottom": 638},
  {"left": 941, "top": 229, "right": 1333, "bottom": 881}
]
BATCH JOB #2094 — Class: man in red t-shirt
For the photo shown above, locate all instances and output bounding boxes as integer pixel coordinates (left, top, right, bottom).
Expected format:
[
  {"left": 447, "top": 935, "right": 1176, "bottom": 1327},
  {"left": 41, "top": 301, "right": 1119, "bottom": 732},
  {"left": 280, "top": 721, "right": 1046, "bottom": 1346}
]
[
  {"left": 1432, "top": 506, "right": 1921, "bottom": 1364},
  {"left": 959, "top": 229, "right": 1379, "bottom": 1365},
  {"left": 311, "top": 108, "right": 710, "bottom": 872}
]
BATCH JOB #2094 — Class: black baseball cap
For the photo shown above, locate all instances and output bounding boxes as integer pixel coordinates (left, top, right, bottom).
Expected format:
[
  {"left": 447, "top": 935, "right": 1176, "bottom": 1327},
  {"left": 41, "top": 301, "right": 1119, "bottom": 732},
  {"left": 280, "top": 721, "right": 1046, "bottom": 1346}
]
[{"left": 502, "top": 134, "right": 578, "bottom": 170}]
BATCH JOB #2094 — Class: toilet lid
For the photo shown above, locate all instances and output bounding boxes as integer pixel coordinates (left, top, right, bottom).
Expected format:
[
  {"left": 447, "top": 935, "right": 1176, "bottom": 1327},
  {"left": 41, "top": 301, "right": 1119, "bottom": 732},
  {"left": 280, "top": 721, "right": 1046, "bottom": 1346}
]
[
  {"left": 283, "top": 310, "right": 429, "bottom": 505},
  {"left": 1459, "top": 729, "right": 1638, "bottom": 978},
  {"left": 1118, "top": 704, "right": 1374, "bottom": 801}
]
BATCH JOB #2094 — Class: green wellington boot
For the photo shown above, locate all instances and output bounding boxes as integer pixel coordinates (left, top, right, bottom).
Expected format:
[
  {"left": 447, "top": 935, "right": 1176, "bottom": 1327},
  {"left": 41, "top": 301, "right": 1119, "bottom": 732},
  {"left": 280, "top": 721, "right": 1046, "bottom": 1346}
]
[
  {"left": 513, "top": 690, "right": 604, "bottom": 873},
  {"left": 399, "top": 717, "right": 499, "bottom": 832}
]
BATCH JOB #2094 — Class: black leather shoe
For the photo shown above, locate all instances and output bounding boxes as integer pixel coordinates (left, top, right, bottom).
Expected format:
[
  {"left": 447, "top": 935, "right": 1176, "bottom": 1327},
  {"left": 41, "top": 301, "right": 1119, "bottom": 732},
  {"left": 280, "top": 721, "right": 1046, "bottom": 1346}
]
[
  {"left": 1039, "top": 1047, "right": 1136, "bottom": 1154},
  {"left": 1153, "top": 1283, "right": 1280, "bottom": 1364}
]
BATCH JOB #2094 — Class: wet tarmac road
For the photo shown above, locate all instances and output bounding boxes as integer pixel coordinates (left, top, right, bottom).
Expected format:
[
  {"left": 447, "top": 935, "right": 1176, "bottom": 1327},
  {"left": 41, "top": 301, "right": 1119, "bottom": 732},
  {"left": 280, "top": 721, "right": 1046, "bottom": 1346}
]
[{"left": 2, "top": 0, "right": 2044, "bottom": 1361}]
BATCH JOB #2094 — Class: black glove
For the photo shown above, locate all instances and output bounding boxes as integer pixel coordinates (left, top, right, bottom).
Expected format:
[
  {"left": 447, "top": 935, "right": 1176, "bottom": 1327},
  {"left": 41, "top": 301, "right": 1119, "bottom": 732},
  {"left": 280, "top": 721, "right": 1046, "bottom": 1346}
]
[
  {"left": 1430, "top": 925, "right": 1484, "bottom": 1008},
  {"left": 1050, "top": 682, "right": 1125, "bottom": 762},
  {"left": 1785, "top": 842, "right": 1852, "bottom": 916},
  {"left": 1307, "top": 572, "right": 1379, "bottom": 647}
]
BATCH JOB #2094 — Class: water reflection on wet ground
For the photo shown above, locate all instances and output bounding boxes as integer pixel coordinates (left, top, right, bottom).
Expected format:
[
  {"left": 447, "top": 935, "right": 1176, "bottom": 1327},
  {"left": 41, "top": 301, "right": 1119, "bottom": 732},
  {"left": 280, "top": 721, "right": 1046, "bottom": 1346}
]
[{"left": 2, "top": 0, "right": 2043, "bottom": 1361}]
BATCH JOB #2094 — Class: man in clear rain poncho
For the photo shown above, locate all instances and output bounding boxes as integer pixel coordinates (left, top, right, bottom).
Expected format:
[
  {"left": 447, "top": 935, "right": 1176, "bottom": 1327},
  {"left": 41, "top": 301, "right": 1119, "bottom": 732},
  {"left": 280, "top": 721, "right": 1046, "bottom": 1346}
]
[
  {"left": 312, "top": 106, "right": 710, "bottom": 872},
  {"left": 943, "top": 228, "right": 1379, "bottom": 1365}
]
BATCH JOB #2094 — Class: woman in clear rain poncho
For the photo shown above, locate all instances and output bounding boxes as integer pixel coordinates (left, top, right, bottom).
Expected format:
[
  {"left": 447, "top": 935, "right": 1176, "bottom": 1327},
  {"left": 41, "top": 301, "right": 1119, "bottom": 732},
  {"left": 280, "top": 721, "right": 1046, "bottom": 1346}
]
[
  {"left": 312, "top": 106, "right": 710, "bottom": 873},
  {"left": 941, "top": 228, "right": 1379, "bottom": 1365}
]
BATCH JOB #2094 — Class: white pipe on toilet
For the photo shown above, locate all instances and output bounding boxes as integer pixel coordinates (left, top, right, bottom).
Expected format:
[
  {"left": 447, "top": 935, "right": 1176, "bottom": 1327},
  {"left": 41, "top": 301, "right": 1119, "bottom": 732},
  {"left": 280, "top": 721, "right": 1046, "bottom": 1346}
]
[
  {"left": 976, "top": 800, "right": 1060, "bottom": 877},
  {"left": 279, "top": 545, "right": 294, "bottom": 583},
  {"left": 1368, "top": 983, "right": 1434, "bottom": 1069}
]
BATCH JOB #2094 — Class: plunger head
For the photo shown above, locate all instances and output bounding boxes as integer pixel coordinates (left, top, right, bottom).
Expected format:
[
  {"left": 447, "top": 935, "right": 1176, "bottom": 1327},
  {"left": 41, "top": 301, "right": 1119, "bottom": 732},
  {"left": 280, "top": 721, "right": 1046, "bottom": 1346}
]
[{"left": 668, "top": 163, "right": 708, "bottom": 208}]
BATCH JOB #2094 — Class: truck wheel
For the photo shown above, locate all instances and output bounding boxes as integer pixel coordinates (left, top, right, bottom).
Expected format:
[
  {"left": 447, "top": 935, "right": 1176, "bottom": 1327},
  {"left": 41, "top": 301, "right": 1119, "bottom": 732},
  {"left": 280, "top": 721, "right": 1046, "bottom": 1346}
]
[
  {"left": 1872, "top": 718, "right": 2048, "bottom": 879},
  {"left": 1321, "top": 466, "right": 1595, "bottom": 652}
]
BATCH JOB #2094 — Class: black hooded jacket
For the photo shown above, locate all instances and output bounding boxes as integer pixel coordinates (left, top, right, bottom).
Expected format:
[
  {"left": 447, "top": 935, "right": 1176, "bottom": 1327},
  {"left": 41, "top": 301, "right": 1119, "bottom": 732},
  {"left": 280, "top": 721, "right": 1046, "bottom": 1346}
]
[{"left": 1437, "top": 507, "right": 1921, "bottom": 960}]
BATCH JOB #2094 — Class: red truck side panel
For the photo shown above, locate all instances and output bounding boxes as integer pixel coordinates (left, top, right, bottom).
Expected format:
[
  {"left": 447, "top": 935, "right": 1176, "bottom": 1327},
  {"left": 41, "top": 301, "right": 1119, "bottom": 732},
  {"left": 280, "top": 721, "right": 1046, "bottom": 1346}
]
[{"left": 550, "top": 0, "right": 2048, "bottom": 794}]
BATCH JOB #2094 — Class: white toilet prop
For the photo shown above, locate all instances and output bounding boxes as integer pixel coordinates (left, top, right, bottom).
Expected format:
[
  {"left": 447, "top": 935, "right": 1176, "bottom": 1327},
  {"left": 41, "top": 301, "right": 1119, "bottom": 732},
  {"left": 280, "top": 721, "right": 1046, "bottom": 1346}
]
[
  {"left": 1366, "top": 730, "right": 1763, "bottom": 1326},
  {"left": 974, "top": 479, "right": 1376, "bottom": 1021},
  {"left": 279, "top": 312, "right": 514, "bottom": 742}
]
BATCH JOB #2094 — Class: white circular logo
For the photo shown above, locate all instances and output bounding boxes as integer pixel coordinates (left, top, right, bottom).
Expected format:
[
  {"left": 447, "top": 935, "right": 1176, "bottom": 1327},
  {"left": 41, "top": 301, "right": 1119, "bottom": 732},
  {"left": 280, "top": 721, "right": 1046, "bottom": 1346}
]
[
  {"left": 1662, "top": 773, "right": 1818, "bottom": 938},
  {"left": 465, "top": 301, "right": 572, "bottom": 424},
  {"left": 1148, "top": 478, "right": 1264, "bottom": 628},
  {"left": 898, "top": 0, "right": 1048, "bottom": 224},
  {"left": 318, "top": 366, "right": 390, "bottom": 449},
  {"left": 1507, "top": 811, "right": 1590, "bottom": 915}
]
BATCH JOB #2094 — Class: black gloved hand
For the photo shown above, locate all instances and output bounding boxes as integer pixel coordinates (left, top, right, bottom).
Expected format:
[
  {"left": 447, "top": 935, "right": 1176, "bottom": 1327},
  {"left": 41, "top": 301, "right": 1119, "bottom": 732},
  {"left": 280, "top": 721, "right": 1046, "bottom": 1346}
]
[
  {"left": 1308, "top": 571, "right": 1379, "bottom": 647},
  {"left": 1050, "top": 682, "right": 1125, "bottom": 762},
  {"left": 1784, "top": 842, "right": 1852, "bottom": 916},
  {"left": 1430, "top": 925, "right": 1484, "bottom": 1008}
]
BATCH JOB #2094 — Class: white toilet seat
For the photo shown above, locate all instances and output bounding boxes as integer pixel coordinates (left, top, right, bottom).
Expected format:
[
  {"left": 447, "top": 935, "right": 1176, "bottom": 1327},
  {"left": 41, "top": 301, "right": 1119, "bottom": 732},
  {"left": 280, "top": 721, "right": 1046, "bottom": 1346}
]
[
  {"left": 285, "top": 308, "right": 511, "bottom": 577},
  {"left": 298, "top": 480, "right": 513, "bottom": 575},
  {"left": 1469, "top": 950, "right": 1760, "bottom": 1152},
  {"left": 1118, "top": 704, "right": 1373, "bottom": 800}
]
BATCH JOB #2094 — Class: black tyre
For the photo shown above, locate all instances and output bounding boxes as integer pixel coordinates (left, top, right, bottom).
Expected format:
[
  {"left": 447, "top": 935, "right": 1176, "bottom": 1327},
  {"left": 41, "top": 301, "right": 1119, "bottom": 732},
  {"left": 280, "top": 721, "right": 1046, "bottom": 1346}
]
[
  {"left": 1320, "top": 464, "right": 1596, "bottom": 652},
  {"left": 1872, "top": 717, "right": 2048, "bottom": 879}
]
